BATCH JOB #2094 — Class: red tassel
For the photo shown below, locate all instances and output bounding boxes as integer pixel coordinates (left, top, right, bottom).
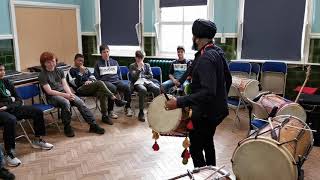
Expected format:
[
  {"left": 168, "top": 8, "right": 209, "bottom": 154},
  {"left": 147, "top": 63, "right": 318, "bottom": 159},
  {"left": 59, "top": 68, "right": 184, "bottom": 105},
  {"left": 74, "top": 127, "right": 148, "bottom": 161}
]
[
  {"left": 152, "top": 141, "right": 159, "bottom": 151},
  {"left": 187, "top": 120, "right": 193, "bottom": 130},
  {"left": 184, "top": 149, "right": 190, "bottom": 159}
]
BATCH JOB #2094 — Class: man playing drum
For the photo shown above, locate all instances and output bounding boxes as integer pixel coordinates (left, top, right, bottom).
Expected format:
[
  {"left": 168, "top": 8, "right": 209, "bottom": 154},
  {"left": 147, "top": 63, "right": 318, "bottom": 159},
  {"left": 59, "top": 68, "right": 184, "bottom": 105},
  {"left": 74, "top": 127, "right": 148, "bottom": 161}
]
[{"left": 165, "top": 19, "right": 232, "bottom": 167}]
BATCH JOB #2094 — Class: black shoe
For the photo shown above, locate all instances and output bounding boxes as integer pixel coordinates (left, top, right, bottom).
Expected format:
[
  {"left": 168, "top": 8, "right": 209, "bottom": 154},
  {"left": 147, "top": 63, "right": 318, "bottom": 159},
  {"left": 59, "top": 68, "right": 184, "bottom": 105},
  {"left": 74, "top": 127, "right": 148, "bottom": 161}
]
[
  {"left": 64, "top": 125, "right": 75, "bottom": 137},
  {"left": 102, "top": 115, "right": 113, "bottom": 125},
  {"left": 115, "top": 99, "right": 127, "bottom": 107},
  {"left": 89, "top": 124, "right": 105, "bottom": 134},
  {"left": 138, "top": 111, "right": 145, "bottom": 122},
  {"left": 0, "top": 167, "right": 15, "bottom": 180}
]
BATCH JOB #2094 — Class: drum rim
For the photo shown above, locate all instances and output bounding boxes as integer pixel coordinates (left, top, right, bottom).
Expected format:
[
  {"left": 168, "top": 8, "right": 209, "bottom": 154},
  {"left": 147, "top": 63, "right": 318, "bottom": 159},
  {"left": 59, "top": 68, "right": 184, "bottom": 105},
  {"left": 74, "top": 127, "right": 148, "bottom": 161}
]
[
  {"left": 277, "top": 104, "right": 307, "bottom": 122},
  {"left": 232, "top": 137, "right": 298, "bottom": 180},
  {"left": 147, "top": 94, "right": 183, "bottom": 133}
]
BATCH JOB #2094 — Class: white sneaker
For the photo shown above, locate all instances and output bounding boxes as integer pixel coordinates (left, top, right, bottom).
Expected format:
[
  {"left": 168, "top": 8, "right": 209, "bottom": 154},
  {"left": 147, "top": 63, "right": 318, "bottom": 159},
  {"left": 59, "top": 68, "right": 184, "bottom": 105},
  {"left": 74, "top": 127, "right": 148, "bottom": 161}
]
[
  {"left": 125, "top": 108, "right": 133, "bottom": 117},
  {"left": 5, "top": 153, "right": 21, "bottom": 167},
  {"left": 108, "top": 111, "right": 118, "bottom": 119},
  {"left": 32, "top": 139, "right": 54, "bottom": 150}
]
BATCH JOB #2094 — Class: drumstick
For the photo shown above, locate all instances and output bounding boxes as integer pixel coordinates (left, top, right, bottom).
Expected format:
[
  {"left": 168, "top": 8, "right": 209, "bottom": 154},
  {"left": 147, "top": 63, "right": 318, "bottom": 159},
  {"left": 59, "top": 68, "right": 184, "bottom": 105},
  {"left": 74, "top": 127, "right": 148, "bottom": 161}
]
[
  {"left": 160, "top": 85, "right": 170, "bottom": 101},
  {"left": 257, "top": 119, "right": 317, "bottom": 132},
  {"left": 203, "top": 165, "right": 225, "bottom": 180},
  {"left": 295, "top": 65, "right": 311, "bottom": 103},
  {"left": 268, "top": 117, "right": 278, "bottom": 140}
]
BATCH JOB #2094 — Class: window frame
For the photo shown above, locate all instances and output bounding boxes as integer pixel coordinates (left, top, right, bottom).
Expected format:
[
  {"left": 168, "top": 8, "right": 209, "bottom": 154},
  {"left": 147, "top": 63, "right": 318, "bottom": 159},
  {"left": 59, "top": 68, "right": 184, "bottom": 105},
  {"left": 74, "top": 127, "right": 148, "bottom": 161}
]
[{"left": 154, "top": 0, "right": 213, "bottom": 58}]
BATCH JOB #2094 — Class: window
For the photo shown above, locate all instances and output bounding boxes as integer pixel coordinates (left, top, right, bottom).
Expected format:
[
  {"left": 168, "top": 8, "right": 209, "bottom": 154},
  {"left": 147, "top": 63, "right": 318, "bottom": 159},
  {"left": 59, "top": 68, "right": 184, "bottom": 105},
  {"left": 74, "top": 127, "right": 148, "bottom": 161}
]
[
  {"left": 308, "top": 0, "right": 320, "bottom": 64},
  {"left": 158, "top": 5, "right": 208, "bottom": 55},
  {"left": 0, "top": 39, "right": 15, "bottom": 70},
  {"left": 99, "top": 0, "right": 142, "bottom": 56},
  {"left": 308, "top": 39, "right": 320, "bottom": 64}
]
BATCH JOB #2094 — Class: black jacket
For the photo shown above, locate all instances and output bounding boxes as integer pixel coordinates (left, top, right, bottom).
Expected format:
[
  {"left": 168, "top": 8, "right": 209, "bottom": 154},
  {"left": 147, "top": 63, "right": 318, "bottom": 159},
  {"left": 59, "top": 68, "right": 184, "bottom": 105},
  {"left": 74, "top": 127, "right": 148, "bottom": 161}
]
[
  {"left": 176, "top": 43, "right": 232, "bottom": 124},
  {"left": 0, "top": 78, "right": 23, "bottom": 111}
]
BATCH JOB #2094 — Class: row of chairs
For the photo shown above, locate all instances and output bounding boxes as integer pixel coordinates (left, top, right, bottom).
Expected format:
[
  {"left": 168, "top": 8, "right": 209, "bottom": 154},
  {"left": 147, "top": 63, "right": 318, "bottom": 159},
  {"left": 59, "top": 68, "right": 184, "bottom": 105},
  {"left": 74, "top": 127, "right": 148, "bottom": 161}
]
[
  {"left": 229, "top": 61, "right": 288, "bottom": 95},
  {"left": 228, "top": 61, "right": 288, "bottom": 131}
]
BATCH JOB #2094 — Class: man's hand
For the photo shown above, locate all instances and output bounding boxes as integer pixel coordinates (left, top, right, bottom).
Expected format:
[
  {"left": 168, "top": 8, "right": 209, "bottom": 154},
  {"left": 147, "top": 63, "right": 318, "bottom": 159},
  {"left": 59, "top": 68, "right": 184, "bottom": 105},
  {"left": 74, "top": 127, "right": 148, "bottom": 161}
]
[
  {"left": 64, "top": 93, "right": 75, "bottom": 101},
  {"left": 79, "top": 65, "right": 86, "bottom": 74},
  {"left": 0, "top": 106, "right": 8, "bottom": 111},
  {"left": 137, "top": 62, "right": 144, "bottom": 71},
  {"left": 84, "top": 81, "right": 92, "bottom": 85},
  {"left": 165, "top": 97, "right": 177, "bottom": 110},
  {"left": 173, "top": 79, "right": 181, "bottom": 86}
]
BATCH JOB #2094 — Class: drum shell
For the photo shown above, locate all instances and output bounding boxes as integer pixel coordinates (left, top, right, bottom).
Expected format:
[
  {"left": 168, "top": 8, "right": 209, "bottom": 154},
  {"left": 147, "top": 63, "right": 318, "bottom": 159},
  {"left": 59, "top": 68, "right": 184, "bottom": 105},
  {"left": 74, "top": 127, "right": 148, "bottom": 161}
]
[
  {"left": 231, "top": 77, "right": 259, "bottom": 100},
  {"left": 258, "top": 94, "right": 307, "bottom": 122}
]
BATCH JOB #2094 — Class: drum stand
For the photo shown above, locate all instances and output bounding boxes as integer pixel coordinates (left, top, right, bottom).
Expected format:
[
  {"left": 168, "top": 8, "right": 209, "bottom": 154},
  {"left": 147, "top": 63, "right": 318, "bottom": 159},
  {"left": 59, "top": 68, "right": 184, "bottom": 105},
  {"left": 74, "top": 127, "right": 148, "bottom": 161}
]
[{"left": 168, "top": 166, "right": 230, "bottom": 180}]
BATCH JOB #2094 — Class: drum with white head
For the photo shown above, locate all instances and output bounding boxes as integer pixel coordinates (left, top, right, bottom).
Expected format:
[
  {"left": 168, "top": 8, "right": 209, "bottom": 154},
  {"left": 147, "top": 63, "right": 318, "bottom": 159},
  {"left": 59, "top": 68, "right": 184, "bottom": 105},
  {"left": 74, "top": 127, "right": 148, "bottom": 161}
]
[
  {"left": 232, "top": 115, "right": 313, "bottom": 180},
  {"left": 147, "top": 94, "right": 189, "bottom": 135}
]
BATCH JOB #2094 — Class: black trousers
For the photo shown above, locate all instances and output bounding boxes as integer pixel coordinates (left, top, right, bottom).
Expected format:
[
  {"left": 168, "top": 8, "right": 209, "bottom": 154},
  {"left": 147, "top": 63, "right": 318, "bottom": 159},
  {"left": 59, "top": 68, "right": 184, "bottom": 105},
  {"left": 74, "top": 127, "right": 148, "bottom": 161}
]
[
  {"left": 0, "top": 105, "right": 46, "bottom": 152},
  {"left": 104, "top": 80, "right": 132, "bottom": 111},
  {"left": 189, "top": 117, "right": 217, "bottom": 168}
]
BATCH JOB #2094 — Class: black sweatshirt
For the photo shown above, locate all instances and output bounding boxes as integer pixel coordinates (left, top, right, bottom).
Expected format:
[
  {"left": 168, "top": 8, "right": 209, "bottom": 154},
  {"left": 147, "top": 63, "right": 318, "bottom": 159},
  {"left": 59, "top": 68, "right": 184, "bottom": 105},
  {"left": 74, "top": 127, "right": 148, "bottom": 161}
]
[
  {"left": 176, "top": 43, "right": 232, "bottom": 124},
  {"left": 0, "top": 78, "right": 22, "bottom": 111}
]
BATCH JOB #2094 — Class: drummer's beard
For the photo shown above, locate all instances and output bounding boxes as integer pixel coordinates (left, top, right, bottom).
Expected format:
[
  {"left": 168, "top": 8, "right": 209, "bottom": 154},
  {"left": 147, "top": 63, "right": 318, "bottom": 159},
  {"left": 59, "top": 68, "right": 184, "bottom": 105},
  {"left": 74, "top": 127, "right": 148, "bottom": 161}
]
[{"left": 192, "top": 39, "right": 198, "bottom": 51}]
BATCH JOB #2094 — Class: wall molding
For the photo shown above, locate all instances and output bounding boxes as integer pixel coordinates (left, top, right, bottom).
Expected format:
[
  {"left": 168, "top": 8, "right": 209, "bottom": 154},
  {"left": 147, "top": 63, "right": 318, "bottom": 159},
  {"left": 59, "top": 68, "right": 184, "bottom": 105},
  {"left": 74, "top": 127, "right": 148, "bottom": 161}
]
[
  {"left": 143, "top": 32, "right": 156, "bottom": 37},
  {"left": 0, "top": 34, "right": 13, "bottom": 40},
  {"left": 311, "top": 33, "right": 320, "bottom": 39},
  {"left": 81, "top": 32, "right": 96, "bottom": 36},
  {"left": 13, "top": 0, "right": 79, "bottom": 9}
]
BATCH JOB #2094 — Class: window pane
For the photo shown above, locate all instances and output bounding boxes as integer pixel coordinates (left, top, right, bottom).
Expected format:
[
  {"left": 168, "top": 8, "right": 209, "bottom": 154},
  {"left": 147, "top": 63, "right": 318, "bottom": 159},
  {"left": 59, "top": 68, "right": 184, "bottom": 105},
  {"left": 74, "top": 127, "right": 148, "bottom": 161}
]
[
  {"left": 183, "top": 24, "right": 194, "bottom": 52},
  {"left": 183, "top": 5, "right": 207, "bottom": 22},
  {"left": 0, "top": 39, "right": 15, "bottom": 70},
  {"left": 160, "top": 25, "right": 183, "bottom": 52},
  {"left": 308, "top": 39, "right": 320, "bottom": 63},
  {"left": 161, "top": 7, "right": 183, "bottom": 22},
  {"left": 214, "top": 38, "right": 238, "bottom": 60}
]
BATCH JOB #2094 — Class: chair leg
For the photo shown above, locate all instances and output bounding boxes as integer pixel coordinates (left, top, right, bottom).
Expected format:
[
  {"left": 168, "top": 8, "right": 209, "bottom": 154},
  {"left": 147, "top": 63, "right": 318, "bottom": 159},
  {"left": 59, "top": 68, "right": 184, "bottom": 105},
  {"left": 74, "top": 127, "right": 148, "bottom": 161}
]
[
  {"left": 26, "top": 120, "right": 35, "bottom": 134},
  {"left": 50, "top": 112, "right": 61, "bottom": 132},
  {"left": 17, "top": 121, "right": 33, "bottom": 147}
]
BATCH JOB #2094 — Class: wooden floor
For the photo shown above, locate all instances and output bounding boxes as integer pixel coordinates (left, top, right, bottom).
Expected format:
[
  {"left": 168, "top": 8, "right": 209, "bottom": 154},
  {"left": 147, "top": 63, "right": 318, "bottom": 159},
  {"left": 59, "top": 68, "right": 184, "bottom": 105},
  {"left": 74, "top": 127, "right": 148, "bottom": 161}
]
[{"left": 7, "top": 101, "right": 320, "bottom": 180}]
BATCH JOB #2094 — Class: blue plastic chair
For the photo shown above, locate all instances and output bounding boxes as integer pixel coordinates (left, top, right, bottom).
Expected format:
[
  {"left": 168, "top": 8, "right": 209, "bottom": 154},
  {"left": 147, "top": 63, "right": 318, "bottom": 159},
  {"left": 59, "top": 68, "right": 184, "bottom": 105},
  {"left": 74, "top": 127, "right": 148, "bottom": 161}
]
[
  {"left": 261, "top": 62, "right": 287, "bottom": 96},
  {"left": 229, "top": 62, "right": 252, "bottom": 78},
  {"left": 15, "top": 83, "right": 61, "bottom": 145},
  {"left": 250, "top": 63, "right": 260, "bottom": 80},
  {"left": 151, "top": 66, "right": 162, "bottom": 84},
  {"left": 119, "top": 66, "right": 130, "bottom": 85}
]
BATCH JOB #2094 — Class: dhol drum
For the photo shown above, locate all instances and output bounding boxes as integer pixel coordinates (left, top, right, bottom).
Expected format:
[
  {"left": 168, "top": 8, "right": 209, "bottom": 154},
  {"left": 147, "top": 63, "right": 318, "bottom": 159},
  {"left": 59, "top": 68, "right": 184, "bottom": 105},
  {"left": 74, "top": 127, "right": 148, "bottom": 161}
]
[
  {"left": 232, "top": 115, "right": 313, "bottom": 180},
  {"left": 168, "top": 166, "right": 231, "bottom": 180},
  {"left": 231, "top": 76, "right": 259, "bottom": 100},
  {"left": 147, "top": 94, "right": 190, "bottom": 136},
  {"left": 258, "top": 94, "right": 307, "bottom": 121}
]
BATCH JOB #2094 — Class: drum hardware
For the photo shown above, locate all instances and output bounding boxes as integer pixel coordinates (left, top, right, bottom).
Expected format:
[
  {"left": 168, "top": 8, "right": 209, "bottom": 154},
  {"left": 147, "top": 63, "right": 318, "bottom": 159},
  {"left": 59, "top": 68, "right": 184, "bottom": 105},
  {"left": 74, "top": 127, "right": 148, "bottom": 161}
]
[
  {"left": 254, "top": 118, "right": 317, "bottom": 133},
  {"left": 203, "top": 166, "right": 225, "bottom": 180},
  {"left": 268, "top": 117, "right": 278, "bottom": 140},
  {"left": 168, "top": 166, "right": 230, "bottom": 180}
]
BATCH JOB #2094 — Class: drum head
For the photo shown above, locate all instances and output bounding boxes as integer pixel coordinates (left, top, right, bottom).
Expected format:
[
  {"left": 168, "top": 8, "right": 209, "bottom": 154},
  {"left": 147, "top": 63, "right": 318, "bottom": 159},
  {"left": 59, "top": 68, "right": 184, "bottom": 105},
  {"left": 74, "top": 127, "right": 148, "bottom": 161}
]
[
  {"left": 232, "top": 138, "right": 297, "bottom": 180},
  {"left": 243, "top": 80, "right": 259, "bottom": 100},
  {"left": 147, "top": 94, "right": 182, "bottom": 133},
  {"left": 277, "top": 103, "right": 307, "bottom": 122}
]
